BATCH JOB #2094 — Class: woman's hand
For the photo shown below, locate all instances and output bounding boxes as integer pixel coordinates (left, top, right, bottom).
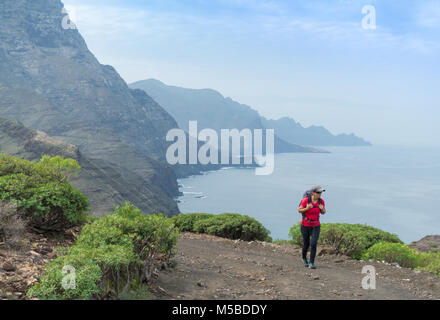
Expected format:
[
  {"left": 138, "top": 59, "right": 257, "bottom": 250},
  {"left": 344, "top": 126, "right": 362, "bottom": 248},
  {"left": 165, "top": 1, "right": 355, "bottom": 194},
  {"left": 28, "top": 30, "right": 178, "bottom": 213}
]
[
  {"left": 298, "top": 203, "right": 313, "bottom": 213},
  {"left": 319, "top": 204, "right": 326, "bottom": 214}
]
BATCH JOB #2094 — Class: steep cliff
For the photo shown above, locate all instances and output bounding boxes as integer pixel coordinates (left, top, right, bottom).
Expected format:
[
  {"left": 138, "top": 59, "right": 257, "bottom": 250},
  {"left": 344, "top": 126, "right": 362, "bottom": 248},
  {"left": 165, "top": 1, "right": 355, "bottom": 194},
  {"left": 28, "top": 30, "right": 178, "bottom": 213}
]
[{"left": 0, "top": 0, "right": 181, "bottom": 215}]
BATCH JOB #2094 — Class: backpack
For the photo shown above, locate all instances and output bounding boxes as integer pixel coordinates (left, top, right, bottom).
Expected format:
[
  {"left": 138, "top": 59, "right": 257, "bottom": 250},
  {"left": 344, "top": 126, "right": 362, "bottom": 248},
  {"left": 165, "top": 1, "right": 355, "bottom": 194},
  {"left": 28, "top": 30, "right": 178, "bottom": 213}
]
[{"left": 298, "top": 190, "right": 323, "bottom": 207}]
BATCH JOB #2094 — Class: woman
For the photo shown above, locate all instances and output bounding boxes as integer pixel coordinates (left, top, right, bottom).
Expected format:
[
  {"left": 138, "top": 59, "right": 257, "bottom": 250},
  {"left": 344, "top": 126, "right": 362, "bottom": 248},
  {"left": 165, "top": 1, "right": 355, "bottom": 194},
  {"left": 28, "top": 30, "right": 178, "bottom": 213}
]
[{"left": 298, "top": 186, "right": 326, "bottom": 269}]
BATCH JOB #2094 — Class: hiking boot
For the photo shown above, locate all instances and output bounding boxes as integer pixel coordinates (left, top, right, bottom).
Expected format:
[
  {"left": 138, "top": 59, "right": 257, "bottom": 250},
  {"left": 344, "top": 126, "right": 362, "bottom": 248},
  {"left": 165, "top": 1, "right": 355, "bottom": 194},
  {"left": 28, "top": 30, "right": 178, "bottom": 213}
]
[
  {"left": 302, "top": 258, "right": 309, "bottom": 267},
  {"left": 308, "top": 262, "right": 316, "bottom": 269}
]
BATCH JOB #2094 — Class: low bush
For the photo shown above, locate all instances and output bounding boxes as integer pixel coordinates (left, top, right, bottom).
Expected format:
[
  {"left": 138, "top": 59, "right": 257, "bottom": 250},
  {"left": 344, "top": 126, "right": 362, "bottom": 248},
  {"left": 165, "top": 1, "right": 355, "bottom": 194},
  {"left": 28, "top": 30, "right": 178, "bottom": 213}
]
[
  {"left": 416, "top": 251, "right": 440, "bottom": 277},
  {"left": 193, "top": 213, "right": 272, "bottom": 242},
  {"left": 289, "top": 222, "right": 402, "bottom": 259},
  {"left": 27, "top": 202, "right": 179, "bottom": 300},
  {"left": 362, "top": 242, "right": 440, "bottom": 277},
  {"left": 27, "top": 245, "right": 130, "bottom": 300},
  {"left": 0, "top": 154, "right": 89, "bottom": 231},
  {"left": 362, "top": 242, "right": 419, "bottom": 268},
  {"left": 170, "top": 213, "right": 214, "bottom": 232},
  {"left": 172, "top": 213, "right": 272, "bottom": 242}
]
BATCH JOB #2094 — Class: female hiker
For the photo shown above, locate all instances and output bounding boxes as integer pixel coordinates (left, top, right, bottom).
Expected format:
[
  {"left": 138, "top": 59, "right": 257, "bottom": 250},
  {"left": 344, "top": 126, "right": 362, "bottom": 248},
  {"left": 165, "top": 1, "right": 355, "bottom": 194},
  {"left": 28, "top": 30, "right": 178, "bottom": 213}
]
[{"left": 298, "top": 186, "right": 326, "bottom": 269}]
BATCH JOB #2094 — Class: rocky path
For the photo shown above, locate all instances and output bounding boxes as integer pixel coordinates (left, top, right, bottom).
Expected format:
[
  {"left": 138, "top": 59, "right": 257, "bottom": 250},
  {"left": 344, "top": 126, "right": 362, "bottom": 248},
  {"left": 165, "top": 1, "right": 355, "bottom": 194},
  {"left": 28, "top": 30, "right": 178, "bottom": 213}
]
[{"left": 151, "top": 233, "right": 440, "bottom": 300}]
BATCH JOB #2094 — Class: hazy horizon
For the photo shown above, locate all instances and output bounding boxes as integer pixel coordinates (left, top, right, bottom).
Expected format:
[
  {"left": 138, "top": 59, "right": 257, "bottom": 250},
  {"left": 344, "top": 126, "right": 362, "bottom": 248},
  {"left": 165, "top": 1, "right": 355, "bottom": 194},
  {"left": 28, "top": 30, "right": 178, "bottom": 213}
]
[{"left": 62, "top": 0, "right": 440, "bottom": 147}]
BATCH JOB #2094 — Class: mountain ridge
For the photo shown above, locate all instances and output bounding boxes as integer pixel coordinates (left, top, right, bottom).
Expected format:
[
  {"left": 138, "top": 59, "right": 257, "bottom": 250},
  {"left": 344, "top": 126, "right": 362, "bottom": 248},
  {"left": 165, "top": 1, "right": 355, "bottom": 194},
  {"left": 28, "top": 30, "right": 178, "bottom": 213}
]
[
  {"left": 130, "top": 79, "right": 326, "bottom": 154},
  {"left": 261, "top": 116, "right": 372, "bottom": 147},
  {"left": 130, "top": 79, "right": 370, "bottom": 148}
]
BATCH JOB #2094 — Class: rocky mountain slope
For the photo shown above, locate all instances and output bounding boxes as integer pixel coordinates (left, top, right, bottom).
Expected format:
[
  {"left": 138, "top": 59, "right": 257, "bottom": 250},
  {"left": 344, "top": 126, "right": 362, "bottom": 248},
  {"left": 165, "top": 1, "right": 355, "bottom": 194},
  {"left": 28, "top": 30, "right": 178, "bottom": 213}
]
[
  {"left": 410, "top": 236, "right": 440, "bottom": 253},
  {"left": 0, "top": 0, "right": 181, "bottom": 215},
  {"left": 0, "top": 0, "right": 177, "bottom": 159},
  {"left": 0, "top": 117, "right": 179, "bottom": 216}
]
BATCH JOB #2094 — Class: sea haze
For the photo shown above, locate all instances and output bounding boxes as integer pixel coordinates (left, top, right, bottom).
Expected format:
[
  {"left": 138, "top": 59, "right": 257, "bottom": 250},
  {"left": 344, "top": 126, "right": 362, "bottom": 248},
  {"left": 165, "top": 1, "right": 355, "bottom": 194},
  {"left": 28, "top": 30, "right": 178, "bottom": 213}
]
[{"left": 177, "top": 145, "right": 440, "bottom": 243}]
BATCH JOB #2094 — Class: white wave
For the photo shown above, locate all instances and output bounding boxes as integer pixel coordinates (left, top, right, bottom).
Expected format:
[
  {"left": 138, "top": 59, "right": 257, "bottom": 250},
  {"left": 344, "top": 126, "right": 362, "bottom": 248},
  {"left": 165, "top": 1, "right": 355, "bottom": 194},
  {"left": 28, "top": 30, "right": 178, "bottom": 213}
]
[{"left": 182, "top": 191, "right": 204, "bottom": 196}]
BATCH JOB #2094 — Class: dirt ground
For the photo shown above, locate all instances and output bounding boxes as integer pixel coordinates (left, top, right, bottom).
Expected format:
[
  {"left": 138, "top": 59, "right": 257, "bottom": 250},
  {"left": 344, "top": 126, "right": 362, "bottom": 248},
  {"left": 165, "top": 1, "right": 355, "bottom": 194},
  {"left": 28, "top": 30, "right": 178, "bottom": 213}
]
[
  {"left": 0, "top": 227, "right": 79, "bottom": 300},
  {"left": 150, "top": 233, "right": 440, "bottom": 300}
]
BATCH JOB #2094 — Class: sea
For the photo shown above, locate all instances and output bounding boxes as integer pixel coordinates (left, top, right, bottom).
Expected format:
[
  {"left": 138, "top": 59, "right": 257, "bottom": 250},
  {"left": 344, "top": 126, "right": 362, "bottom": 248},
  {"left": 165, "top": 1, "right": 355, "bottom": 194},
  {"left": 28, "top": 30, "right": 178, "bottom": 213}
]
[{"left": 177, "top": 145, "right": 440, "bottom": 244}]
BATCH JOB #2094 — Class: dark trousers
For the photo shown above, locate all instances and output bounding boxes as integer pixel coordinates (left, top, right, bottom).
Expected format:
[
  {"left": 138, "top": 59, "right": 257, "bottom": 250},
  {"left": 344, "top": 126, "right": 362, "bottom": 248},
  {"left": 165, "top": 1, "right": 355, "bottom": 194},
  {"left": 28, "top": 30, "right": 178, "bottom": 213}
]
[{"left": 301, "top": 224, "right": 321, "bottom": 263}]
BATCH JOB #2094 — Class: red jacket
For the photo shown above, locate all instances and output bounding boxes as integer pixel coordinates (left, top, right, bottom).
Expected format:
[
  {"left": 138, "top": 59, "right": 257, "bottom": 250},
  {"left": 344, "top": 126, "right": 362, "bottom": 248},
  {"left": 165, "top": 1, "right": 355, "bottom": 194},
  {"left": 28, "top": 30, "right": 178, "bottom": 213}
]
[{"left": 300, "top": 197, "right": 325, "bottom": 227}]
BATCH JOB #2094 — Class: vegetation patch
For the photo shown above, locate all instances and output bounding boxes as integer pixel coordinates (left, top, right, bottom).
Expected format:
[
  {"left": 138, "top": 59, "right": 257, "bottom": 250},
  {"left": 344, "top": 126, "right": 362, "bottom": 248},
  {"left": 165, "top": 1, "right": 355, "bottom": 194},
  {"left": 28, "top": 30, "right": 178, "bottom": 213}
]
[
  {"left": 172, "top": 213, "right": 272, "bottom": 242},
  {"left": 27, "top": 202, "right": 178, "bottom": 300},
  {"left": 289, "top": 222, "right": 402, "bottom": 259},
  {"left": 170, "top": 213, "right": 214, "bottom": 232},
  {"left": 0, "top": 154, "right": 88, "bottom": 232},
  {"left": 362, "top": 242, "right": 419, "bottom": 268},
  {"left": 363, "top": 242, "right": 440, "bottom": 277},
  {"left": 417, "top": 251, "right": 440, "bottom": 277}
]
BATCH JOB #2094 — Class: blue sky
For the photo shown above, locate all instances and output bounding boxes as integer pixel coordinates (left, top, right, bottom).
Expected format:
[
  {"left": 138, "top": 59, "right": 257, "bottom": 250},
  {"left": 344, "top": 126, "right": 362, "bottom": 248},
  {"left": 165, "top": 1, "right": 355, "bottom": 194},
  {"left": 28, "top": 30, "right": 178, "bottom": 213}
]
[{"left": 62, "top": 0, "right": 440, "bottom": 147}]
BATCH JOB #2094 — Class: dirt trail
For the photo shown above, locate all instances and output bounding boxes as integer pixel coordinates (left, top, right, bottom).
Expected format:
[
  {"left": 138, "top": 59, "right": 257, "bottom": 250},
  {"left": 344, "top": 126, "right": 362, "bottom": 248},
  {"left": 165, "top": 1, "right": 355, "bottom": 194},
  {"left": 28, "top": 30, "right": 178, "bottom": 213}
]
[{"left": 150, "top": 233, "right": 440, "bottom": 300}]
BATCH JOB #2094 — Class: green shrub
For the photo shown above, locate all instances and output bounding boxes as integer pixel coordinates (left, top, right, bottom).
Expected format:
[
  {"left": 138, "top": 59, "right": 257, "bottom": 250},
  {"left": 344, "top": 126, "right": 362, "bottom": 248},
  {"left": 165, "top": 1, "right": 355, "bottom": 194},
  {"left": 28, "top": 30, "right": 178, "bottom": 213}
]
[
  {"left": 363, "top": 242, "right": 419, "bottom": 268},
  {"left": 0, "top": 154, "right": 88, "bottom": 231},
  {"left": 27, "top": 202, "right": 179, "bottom": 300},
  {"left": 38, "top": 155, "right": 81, "bottom": 183},
  {"left": 193, "top": 213, "right": 272, "bottom": 242},
  {"left": 78, "top": 203, "right": 178, "bottom": 261},
  {"left": 172, "top": 213, "right": 271, "bottom": 242},
  {"left": 288, "top": 222, "right": 303, "bottom": 245},
  {"left": 416, "top": 251, "right": 440, "bottom": 277},
  {"left": 27, "top": 245, "right": 132, "bottom": 300},
  {"left": 360, "top": 242, "right": 440, "bottom": 278},
  {"left": 289, "top": 222, "right": 402, "bottom": 259},
  {"left": 170, "top": 213, "right": 214, "bottom": 232}
]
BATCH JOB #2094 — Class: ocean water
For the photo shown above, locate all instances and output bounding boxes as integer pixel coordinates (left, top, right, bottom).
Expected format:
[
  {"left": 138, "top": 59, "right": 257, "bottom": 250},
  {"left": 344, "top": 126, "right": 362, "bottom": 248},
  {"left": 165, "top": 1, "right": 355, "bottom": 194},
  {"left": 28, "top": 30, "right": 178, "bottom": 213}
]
[{"left": 177, "top": 145, "right": 440, "bottom": 244}]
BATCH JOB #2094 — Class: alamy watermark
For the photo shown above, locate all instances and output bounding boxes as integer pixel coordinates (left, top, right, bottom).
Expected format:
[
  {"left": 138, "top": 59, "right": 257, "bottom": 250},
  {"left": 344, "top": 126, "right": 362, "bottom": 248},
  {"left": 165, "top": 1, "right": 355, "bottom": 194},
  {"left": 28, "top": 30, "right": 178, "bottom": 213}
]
[
  {"left": 62, "top": 265, "right": 76, "bottom": 290},
  {"left": 362, "top": 5, "right": 376, "bottom": 30},
  {"left": 361, "top": 265, "right": 376, "bottom": 290},
  {"left": 166, "top": 121, "right": 275, "bottom": 175}
]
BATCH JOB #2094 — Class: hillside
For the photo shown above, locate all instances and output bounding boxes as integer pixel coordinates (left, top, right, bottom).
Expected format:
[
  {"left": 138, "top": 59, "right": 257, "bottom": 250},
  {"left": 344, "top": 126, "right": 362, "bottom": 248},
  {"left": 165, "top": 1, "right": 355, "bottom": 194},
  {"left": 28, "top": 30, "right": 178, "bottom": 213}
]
[
  {"left": 0, "top": 117, "right": 179, "bottom": 216},
  {"left": 129, "top": 79, "right": 325, "bottom": 154},
  {"left": 0, "top": 0, "right": 180, "bottom": 215}
]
